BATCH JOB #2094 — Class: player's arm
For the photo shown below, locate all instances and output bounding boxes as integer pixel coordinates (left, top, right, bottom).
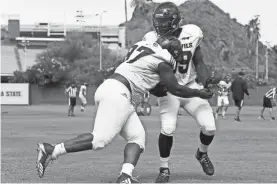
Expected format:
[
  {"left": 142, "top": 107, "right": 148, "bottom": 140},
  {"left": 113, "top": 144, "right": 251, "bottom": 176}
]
[
  {"left": 243, "top": 81, "right": 250, "bottom": 96},
  {"left": 192, "top": 46, "right": 210, "bottom": 87},
  {"left": 157, "top": 62, "right": 212, "bottom": 99}
]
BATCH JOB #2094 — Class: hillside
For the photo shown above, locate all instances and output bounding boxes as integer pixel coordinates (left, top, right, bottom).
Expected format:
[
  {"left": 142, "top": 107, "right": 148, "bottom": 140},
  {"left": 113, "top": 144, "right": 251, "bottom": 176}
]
[{"left": 125, "top": 0, "right": 277, "bottom": 75}]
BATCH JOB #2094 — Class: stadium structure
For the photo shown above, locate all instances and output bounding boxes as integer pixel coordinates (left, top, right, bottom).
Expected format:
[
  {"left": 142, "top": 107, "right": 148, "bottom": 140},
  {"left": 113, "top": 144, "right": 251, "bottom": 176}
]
[{"left": 1, "top": 19, "right": 126, "bottom": 78}]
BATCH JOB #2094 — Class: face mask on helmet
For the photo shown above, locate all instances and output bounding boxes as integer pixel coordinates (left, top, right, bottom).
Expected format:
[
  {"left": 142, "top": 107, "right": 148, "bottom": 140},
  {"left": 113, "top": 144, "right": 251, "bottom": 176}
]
[{"left": 152, "top": 2, "right": 181, "bottom": 36}]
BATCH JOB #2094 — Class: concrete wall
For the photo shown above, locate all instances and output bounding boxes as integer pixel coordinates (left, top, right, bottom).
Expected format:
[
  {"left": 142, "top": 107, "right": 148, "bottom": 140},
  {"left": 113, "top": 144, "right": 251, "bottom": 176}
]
[{"left": 29, "top": 84, "right": 270, "bottom": 106}]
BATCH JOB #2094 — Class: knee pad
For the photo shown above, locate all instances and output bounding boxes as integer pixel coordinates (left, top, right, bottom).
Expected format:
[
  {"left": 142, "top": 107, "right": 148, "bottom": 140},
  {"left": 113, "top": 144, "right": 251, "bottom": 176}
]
[
  {"left": 126, "top": 130, "right": 146, "bottom": 152},
  {"left": 161, "top": 125, "right": 176, "bottom": 136},
  {"left": 202, "top": 129, "right": 216, "bottom": 136},
  {"left": 195, "top": 104, "right": 216, "bottom": 134}
]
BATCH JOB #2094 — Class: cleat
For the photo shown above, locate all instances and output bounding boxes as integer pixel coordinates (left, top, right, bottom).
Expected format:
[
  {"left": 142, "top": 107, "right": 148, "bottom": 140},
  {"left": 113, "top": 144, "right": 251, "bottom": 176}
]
[
  {"left": 80, "top": 109, "right": 84, "bottom": 112},
  {"left": 259, "top": 115, "right": 265, "bottom": 120},
  {"left": 195, "top": 148, "right": 214, "bottom": 176},
  {"left": 116, "top": 172, "right": 139, "bottom": 183},
  {"left": 36, "top": 142, "right": 54, "bottom": 178},
  {"left": 271, "top": 117, "right": 275, "bottom": 120},
  {"left": 234, "top": 117, "right": 241, "bottom": 122},
  {"left": 155, "top": 167, "right": 170, "bottom": 183}
]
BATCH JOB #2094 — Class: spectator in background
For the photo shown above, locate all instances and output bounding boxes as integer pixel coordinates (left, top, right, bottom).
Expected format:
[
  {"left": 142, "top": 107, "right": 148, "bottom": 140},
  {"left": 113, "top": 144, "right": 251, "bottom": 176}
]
[
  {"left": 231, "top": 71, "right": 250, "bottom": 122},
  {"left": 259, "top": 86, "right": 276, "bottom": 120},
  {"left": 66, "top": 83, "right": 78, "bottom": 116}
]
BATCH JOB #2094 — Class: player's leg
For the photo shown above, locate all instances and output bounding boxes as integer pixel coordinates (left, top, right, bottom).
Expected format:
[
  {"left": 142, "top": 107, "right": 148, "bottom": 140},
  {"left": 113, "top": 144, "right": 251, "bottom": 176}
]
[
  {"left": 83, "top": 97, "right": 87, "bottom": 109},
  {"left": 215, "top": 96, "right": 223, "bottom": 119},
  {"left": 117, "top": 112, "right": 146, "bottom": 183},
  {"left": 71, "top": 97, "right": 76, "bottom": 116},
  {"left": 182, "top": 82, "right": 216, "bottom": 176},
  {"left": 155, "top": 93, "right": 180, "bottom": 183},
  {"left": 234, "top": 100, "right": 243, "bottom": 121},
  {"left": 259, "top": 107, "right": 266, "bottom": 119},
  {"left": 80, "top": 96, "right": 84, "bottom": 112},
  {"left": 222, "top": 96, "right": 229, "bottom": 118},
  {"left": 68, "top": 98, "right": 71, "bottom": 116},
  {"left": 268, "top": 99, "right": 275, "bottom": 120},
  {"left": 259, "top": 96, "right": 267, "bottom": 119},
  {"left": 36, "top": 79, "right": 133, "bottom": 178},
  {"left": 80, "top": 96, "right": 87, "bottom": 112}
]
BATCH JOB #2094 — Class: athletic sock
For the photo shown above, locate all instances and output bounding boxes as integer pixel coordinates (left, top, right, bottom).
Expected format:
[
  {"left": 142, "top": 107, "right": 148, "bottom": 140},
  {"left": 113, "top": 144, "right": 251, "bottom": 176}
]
[
  {"left": 121, "top": 163, "right": 134, "bottom": 176},
  {"left": 160, "top": 157, "right": 169, "bottom": 168},
  {"left": 52, "top": 143, "right": 67, "bottom": 158}
]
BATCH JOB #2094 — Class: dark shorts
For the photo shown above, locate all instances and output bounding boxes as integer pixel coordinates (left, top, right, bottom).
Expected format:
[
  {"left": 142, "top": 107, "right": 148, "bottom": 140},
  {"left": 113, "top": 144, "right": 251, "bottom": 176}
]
[
  {"left": 234, "top": 99, "right": 244, "bottom": 108},
  {"left": 263, "top": 96, "right": 272, "bottom": 108},
  {"left": 69, "top": 97, "right": 76, "bottom": 107}
]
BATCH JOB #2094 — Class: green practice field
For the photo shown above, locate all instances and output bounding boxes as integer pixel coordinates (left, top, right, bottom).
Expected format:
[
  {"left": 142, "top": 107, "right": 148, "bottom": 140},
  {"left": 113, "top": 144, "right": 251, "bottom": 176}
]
[{"left": 1, "top": 105, "right": 277, "bottom": 183}]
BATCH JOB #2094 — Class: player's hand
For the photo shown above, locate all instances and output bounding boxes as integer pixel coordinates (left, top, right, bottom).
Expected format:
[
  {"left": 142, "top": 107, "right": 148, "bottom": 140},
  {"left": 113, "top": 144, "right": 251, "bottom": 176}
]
[
  {"left": 205, "top": 75, "right": 221, "bottom": 88},
  {"left": 149, "top": 82, "right": 168, "bottom": 97},
  {"left": 197, "top": 88, "right": 214, "bottom": 99}
]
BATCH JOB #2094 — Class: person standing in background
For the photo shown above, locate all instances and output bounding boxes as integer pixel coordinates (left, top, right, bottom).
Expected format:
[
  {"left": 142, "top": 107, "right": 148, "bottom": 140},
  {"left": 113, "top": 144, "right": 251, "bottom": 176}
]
[
  {"left": 66, "top": 83, "right": 78, "bottom": 116},
  {"left": 231, "top": 71, "right": 250, "bottom": 122},
  {"left": 259, "top": 86, "right": 276, "bottom": 120},
  {"left": 79, "top": 83, "right": 88, "bottom": 112},
  {"left": 215, "top": 75, "right": 231, "bottom": 119}
]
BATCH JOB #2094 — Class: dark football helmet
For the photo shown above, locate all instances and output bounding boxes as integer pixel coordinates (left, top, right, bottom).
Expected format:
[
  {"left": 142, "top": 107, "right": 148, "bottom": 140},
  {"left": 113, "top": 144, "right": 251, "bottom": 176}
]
[
  {"left": 157, "top": 35, "right": 183, "bottom": 62},
  {"left": 152, "top": 2, "right": 181, "bottom": 36},
  {"left": 224, "top": 75, "right": 230, "bottom": 82}
]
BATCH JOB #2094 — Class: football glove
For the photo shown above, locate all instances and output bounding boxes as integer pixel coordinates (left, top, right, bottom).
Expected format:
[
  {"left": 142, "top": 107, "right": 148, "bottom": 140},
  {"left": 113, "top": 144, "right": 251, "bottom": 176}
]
[
  {"left": 149, "top": 82, "right": 168, "bottom": 97},
  {"left": 205, "top": 75, "right": 221, "bottom": 88},
  {"left": 198, "top": 88, "right": 214, "bottom": 99}
]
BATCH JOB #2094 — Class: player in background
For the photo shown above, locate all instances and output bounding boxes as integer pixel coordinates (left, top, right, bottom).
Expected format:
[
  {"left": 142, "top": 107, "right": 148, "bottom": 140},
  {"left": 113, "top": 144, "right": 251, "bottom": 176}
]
[
  {"left": 259, "top": 86, "right": 276, "bottom": 120},
  {"left": 36, "top": 36, "right": 213, "bottom": 183},
  {"left": 143, "top": 2, "right": 219, "bottom": 182},
  {"left": 215, "top": 75, "right": 231, "bottom": 119},
  {"left": 66, "top": 83, "right": 78, "bottom": 116},
  {"left": 79, "top": 82, "right": 88, "bottom": 112}
]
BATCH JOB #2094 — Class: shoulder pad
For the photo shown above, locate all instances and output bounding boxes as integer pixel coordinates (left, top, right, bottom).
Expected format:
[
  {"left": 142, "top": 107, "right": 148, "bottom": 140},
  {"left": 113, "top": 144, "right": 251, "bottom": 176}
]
[
  {"left": 142, "top": 31, "right": 158, "bottom": 42},
  {"left": 180, "top": 24, "right": 203, "bottom": 38}
]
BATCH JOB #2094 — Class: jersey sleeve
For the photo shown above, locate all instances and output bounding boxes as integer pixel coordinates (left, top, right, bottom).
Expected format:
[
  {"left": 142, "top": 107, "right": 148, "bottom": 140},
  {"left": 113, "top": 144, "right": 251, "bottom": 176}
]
[{"left": 142, "top": 31, "right": 158, "bottom": 42}]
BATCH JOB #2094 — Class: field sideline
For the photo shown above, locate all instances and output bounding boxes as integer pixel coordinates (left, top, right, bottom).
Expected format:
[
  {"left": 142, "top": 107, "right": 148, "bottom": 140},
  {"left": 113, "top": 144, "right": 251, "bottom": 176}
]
[{"left": 1, "top": 105, "right": 277, "bottom": 183}]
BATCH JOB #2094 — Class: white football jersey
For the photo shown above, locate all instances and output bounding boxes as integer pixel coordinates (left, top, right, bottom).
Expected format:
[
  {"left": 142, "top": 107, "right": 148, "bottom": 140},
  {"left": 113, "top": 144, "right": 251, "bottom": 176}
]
[
  {"left": 79, "top": 85, "right": 87, "bottom": 97},
  {"left": 115, "top": 40, "right": 176, "bottom": 97},
  {"left": 218, "top": 80, "right": 231, "bottom": 96},
  {"left": 142, "top": 24, "right": 203, "bottom": 85}
]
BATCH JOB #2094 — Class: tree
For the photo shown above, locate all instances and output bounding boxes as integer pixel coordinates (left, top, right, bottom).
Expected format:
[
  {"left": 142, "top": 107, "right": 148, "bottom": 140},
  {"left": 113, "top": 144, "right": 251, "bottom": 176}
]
[
  {"left": 245, "top": 15, "right": 261, "bottom": 80},
  {"left": 9, "top": 32, "right": 123, "bottom": 85}
]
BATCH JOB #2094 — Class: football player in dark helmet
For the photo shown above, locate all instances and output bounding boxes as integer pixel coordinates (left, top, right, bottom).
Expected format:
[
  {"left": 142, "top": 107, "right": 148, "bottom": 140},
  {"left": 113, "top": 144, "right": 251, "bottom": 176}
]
[
  {"left": 144, "top": 2, "right": 217, "bottom": 183},
  {"left": 152, "top": 2, "right": 182, "bottom": 37}
]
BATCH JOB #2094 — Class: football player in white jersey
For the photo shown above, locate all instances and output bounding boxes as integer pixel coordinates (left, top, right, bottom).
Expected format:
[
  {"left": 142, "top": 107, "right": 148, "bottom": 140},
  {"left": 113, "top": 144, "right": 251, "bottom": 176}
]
[
  {"left": 79, "top": 82, "right": 88, "bottom": 112},
  {"left": 215, "top": 75, "right": 231, "bottom": 119},
  {"left": 36, "top": 36, "right": 213, "bottom": 183},
  {"left": 142, "top": 2, "right": 218, "bottom": 182}
]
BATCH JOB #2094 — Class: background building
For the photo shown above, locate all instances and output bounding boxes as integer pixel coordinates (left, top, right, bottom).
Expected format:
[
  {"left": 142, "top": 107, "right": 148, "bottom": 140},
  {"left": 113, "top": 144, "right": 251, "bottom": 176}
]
[{"left": 1, "top": 19, "right": 126, "bottom": 77}]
